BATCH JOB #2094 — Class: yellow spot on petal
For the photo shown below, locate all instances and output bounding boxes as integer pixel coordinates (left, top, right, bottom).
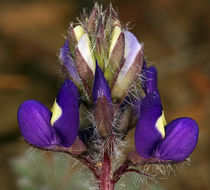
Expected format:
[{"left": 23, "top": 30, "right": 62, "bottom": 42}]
[
  {"left": 50, "top": 100, "right": 62, "bottom": 126},
  {"left": 156, "top": 111, "right": 167, "bottom": 138},
  {"left": 109, "top": 26, "right": 121, "bottom": 57},
  {"left": 74, "top": 25, "right": 85, "bottom": 42}
]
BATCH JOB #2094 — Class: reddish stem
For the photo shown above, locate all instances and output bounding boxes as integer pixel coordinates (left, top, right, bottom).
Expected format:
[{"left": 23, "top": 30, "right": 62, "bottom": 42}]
[
  {"left": 112, "top": 160, "right": 131, "bottom": 183},
  {"left": 99, "top": 150, "right": 115, "bottom": 190}
]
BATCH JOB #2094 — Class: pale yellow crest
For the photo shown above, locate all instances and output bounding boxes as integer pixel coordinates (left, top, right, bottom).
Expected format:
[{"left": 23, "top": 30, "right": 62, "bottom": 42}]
[
  {"left": 109, "top": 26, "right": 121, "bottom": 57},
  {"left": 50, "top": 100, "right": 62, "bottom": 126},
  {"left": 156, "top": 111, "right": 167, "bottom": 138},
  {"left": 74, "top": 25, "right": 85, "bottom": 42}
]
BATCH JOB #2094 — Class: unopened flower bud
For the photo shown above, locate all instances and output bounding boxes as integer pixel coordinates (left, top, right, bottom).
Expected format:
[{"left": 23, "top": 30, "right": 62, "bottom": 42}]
[
  {"left": 59, "top": 39, "right": 81, "bottom": 86},
  {"left": 94, "top": 96, "right": 114, "bottom": 138},
  {"left": 112, "top": 31, "right": 144, "bottom": 100},
  {"left": 118, "top": 106, "right": 133, "bottom": 132},
  {"left": 104, "top": 4, "right": 121, "bottom": 35},
  {"left": 87, "top": 3, "right": 100, "bottom": 33},
  {"left": 104, "top": 26, "right": 125, "bottom": 86},
  {"left": 75, "top": 33, "right": 95, "bottom": 90},
  {"left": 68, "top": 24, "right": 85, "bottom": 53},
  {"left": 92, "top": 62, "right": 113, "bottom": 138}
]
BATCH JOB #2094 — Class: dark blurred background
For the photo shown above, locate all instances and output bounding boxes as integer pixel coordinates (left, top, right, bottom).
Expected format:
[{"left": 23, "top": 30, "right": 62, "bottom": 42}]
[{"left": 0, "top": 0, "right": 209, "bottom": 189}]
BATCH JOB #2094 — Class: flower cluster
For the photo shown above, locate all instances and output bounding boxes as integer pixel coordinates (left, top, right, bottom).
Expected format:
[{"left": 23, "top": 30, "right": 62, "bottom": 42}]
[{"left": 17, "top": 4, "right": 199, "bottom": 189}]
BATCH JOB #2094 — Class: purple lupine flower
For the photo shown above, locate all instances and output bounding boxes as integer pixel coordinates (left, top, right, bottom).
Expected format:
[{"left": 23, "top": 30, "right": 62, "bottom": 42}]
[
  {"left": 135, "top": 65, "right": 199, "bottom": 161},
  {"left": 17, "top": 4, "right": 199, "bottom": 189},
  {"left": 17, "top": 79, "right": 79, "bottom": 148}
]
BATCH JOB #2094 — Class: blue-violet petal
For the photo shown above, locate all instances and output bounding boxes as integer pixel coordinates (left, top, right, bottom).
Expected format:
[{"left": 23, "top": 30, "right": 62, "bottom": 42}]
[
  {"left": 153, "top": 117, "right": 199, "bottom": 161},
  {"left": 52, "top": 79, "right": 80, "bottom": 147},
  {"left": 92, "top": 61, "right": 112, "bottom": 103},
  {"left": 135, "top": 92, "right": 164, "bottom": 158},
  {"left": 59, "top": 39, "right": 81, "bottom": 84},
  {"left": 17, "top": 100, "right": 59, "bottom": 147}
]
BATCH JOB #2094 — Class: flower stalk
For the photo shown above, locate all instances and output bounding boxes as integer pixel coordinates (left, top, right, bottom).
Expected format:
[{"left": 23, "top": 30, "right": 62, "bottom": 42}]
[{"left": 99, "top": 149, "right": 114, "bottom": 190}]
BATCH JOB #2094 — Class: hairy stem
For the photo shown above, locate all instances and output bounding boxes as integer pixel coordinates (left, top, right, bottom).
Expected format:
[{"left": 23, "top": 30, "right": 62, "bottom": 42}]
[
  {"left": 112, "top": 160, "right": 131, "bottom": 183},
  {"left": 99, "top": 149, "right": 115, "bottom": 190}
]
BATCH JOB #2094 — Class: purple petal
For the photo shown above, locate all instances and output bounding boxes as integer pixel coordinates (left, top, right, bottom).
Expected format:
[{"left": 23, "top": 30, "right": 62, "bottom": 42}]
[
  {"left": 141, "top": 59, "right": 148, "bottom": 93},
  {"left": 52, "top": 79, "right": 79, "bottom": 147},
  {"left": 59, "top": 39, "right": 81, "bottom": 84},
  {"left": 142, "top": 66, "right": 158, "bottom": 95},
  {"left": 146, "top": 66, "right": 158, "bottom": 94},
  {"left": 153, "top": 117, "right": 199, "bottom": 161},
  {"left": 92, "top": 61, "right": 112, "bottom": 103},
  {"left": 135, "top": 92, "right": 163, "bottom": 158},
  {"left": 17, "top": 100, "right": 60, "bottom": 147}
]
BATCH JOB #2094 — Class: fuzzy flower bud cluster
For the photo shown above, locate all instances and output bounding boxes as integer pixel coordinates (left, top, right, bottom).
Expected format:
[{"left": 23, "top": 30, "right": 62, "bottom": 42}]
[
  {"left": 60, "top": 4, "right": 144, "bottom": 102},
  {"left": 17, "top": 4, "right": 199, "bottom": 189}
]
